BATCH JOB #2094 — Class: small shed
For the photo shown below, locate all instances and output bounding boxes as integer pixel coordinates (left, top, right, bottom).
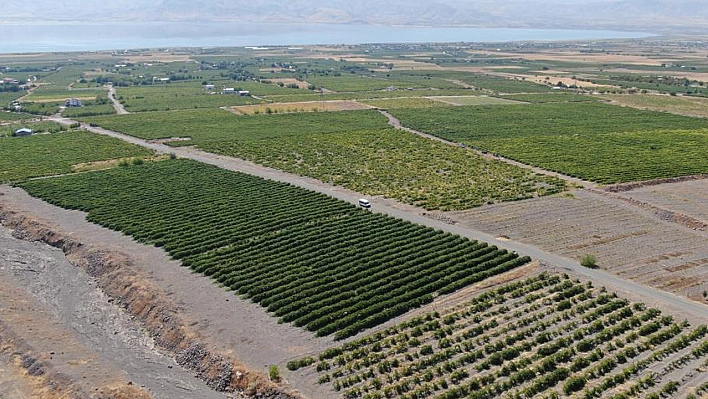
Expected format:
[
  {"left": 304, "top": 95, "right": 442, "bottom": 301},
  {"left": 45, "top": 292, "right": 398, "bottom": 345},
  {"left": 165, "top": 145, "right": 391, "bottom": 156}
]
[
  {"left": 238, "top": 90, "right": 251, "bottom": 96},
  {"left": 14, "top": 128, "right": 34, "bottom": 137},
  {"left": 205, "top": 84, "right": 215, "bottom": 90}
]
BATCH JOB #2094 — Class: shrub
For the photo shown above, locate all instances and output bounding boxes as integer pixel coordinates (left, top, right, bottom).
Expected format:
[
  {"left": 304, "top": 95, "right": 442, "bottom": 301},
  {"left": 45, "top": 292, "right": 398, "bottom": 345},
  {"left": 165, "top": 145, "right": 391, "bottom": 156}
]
[
  {"left": 580, "top": 254, "right": 598, "bottom": 269},
  {"left": 563, "top": 375, "right": 586, "bottom": 394},
  {"left": 269, "top": 365, "right": 281, "bottom": 382}
]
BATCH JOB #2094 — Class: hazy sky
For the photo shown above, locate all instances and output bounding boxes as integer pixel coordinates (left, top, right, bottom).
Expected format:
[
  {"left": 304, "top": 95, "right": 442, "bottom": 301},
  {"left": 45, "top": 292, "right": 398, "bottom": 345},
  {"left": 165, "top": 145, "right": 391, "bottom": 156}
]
[{"left": 4, "top": 0, "right": 706, "bottom": 32}]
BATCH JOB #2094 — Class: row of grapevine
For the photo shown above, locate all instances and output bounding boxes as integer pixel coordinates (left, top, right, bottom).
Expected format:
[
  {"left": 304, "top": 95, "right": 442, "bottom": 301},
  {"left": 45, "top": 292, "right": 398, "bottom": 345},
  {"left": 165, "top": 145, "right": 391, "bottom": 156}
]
[
  {"left": 292, "top": 273, "right": 708, "bottom": 398},
  {"left": 19, "top": 159, "right": 531, "bottom": 339}
]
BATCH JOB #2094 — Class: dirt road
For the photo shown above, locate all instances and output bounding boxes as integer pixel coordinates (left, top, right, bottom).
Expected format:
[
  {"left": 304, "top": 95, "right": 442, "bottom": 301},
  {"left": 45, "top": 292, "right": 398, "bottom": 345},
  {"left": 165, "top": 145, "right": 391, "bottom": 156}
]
[
  {"left": 108, "top": 85, "right": 129, "bottom": 115},
  {"left": 44, "top": 115, "right": 708, "bottom": 324}
]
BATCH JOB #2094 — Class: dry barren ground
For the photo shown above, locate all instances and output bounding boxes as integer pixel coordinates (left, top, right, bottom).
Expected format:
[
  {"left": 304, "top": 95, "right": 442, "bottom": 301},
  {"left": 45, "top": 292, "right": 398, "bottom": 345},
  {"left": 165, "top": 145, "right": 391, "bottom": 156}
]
[
  {"left": 620, "top": 179, "right": 708, "bottom": 225},
  {"left": 448, "top": 189, "right": 708, "bottom": 304},
  {"left": 0, "top": 221, "right": 230, "bottom": 399}
]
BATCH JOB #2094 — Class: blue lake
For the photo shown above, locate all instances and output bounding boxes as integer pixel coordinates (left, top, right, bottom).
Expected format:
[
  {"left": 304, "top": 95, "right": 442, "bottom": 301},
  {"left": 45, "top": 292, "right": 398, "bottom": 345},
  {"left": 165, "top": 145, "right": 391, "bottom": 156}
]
[{"left": 0, "top": 22, "right": 653, "bottom": 53}]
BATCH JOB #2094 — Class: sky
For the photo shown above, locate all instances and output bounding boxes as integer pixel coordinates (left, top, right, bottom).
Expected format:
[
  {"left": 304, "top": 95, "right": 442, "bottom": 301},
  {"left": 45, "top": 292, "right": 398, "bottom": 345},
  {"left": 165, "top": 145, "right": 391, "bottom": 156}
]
[{"left": 4, "top": 1, "right": 707, "bottom": 33}]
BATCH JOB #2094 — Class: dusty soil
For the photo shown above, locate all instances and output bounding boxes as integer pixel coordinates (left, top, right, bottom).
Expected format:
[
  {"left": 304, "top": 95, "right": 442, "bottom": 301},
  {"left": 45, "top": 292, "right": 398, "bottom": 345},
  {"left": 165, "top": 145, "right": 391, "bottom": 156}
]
[
  {"left": 0, "top": 221, "right": 230, "bottom": 399},
  {"left": 228, "top": 100, "right": 372, "bottom": 115},
  {"left": 448, "top": 189, "right": 708, "bottom": 305},
  {"left": 620, "top": 178, "right": 708, "bottom": 225},
  {"left": 0, "top": 185, "right": 325, "bottom": 398}
]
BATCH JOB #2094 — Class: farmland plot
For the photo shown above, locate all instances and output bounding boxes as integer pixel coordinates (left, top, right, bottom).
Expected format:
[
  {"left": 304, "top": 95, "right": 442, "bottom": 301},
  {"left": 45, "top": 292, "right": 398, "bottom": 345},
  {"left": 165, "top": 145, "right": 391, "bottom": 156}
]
[
  {"left": 0, "top": 131, "right": 153, "bottom": 183},
  {"left": 449, "top": 190, "right": 708, "bottom": 302},
  {"left": 85, "top": 110, "right": 565, "bottom": 210},
  {"left": 19, "top": 159, "right": 532, "bottom": 339},
  {"left": 292, "top": 273, "right": 708, "bottom": 399},
  {"left": 391, "top": 102, "right": 708, "bottom": 183}
]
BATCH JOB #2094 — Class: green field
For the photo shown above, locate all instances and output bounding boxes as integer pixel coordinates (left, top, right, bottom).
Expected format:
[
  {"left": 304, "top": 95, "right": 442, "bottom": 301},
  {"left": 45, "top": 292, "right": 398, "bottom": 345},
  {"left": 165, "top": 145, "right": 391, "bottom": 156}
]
[
  {"left": 429, "top": 96, "right": 523, "bottom": 106},
  {"left": 361, "top": 98, "right": 449, "bottom": 109},
  {"left": 0, "top": 111, "right": 34, "bottom": 123},
  {"left": 20, "top": 159, "right": 531, "bottom": 339},
  {"left": 263, "top": 89, "right": 478, "bottom": 103},
  {"left": 0, "top": 91, "right": 25, "bottom": 106},
  {"left": 201, "top": 128, "right": 566, "bottom": 210},
  {"left": 401, "top": 72, "right": 552, "bottom": 94},
  {"left": 62, "top": 101, "right": 116, "bottom": 117},
  {"left": 115, "top": 84, "right": 262, "bottom": 112},
  {"left": 0, "top": 121, "right": 65, "bottom": 138},
  {"left": 306, "top": 75, "right": 427, "bottom": 92},
  {"left": 292, "top": 273, "right": 708, "bottom": 399},
  {"left": 85, "top": 110, "right": 565, "bottom": 210},
  {"left": 497, "top": 93, "right": 599, "bottom": 103},
  {"left": 84, "top": 108, "right": 389, "bottom": 142},
  {"left": 0, "top": 130, "right": 153, "bottom": 182},
  {"left": 391, "top": 102, "right": 708, "bottom": 183}
]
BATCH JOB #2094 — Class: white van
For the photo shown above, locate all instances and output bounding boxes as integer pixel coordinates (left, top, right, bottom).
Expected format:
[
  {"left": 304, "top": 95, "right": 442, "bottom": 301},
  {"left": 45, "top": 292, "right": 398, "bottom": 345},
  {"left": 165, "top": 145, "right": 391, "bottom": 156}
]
[{"left": 358, "top": 199, "right": 371, "bottom": 209}]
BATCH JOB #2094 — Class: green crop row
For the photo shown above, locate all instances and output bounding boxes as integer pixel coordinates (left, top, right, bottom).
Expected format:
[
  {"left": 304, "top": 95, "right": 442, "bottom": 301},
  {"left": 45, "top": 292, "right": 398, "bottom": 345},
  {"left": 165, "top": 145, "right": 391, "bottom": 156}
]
[
  {"left": 390, "top": 102, "right": 708, "bottom": 184},
  {"left": 19, "top": 159, "right": 531, "bottom": 338},
  {"left": 200, "top": 128, "right": 566, "bottom": 211},
  {"left": 0, "top": 130, "right": 153, "bottom": 183}
]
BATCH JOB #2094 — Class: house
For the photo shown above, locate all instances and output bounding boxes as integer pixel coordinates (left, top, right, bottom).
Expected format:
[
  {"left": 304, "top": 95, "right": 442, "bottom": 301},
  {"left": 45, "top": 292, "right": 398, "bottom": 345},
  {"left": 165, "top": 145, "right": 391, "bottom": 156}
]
[
  {"left": 14, "top": 128, "right": 34, "bottom": 137},
  {"left": 66, "top": 98, "right": 83, "bottom": 107},
  {"left": 223, "top": 88, "right": 236, "bottom": 94},
  {"left": 238, "top": 90, "right": 251, "bottom": 96},
  {"left": 205, "top": 84, "right": 215, "bottom": 90}
]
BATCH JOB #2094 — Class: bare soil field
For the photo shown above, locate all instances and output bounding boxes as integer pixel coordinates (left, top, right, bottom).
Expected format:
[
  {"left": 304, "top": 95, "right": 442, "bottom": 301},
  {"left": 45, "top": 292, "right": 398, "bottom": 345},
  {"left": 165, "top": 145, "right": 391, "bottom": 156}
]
[
  {"left": 228, "top": 100, "right": 372, "bottom": 115},
  {"left": 448, "top": 189, "right": 708, "bottom": 303},
  {"left": 621, "top": 178, "right": 708, "bottom": 224},
  {"left": 601, "top": 93, "right": 708, "bottom": 118}
]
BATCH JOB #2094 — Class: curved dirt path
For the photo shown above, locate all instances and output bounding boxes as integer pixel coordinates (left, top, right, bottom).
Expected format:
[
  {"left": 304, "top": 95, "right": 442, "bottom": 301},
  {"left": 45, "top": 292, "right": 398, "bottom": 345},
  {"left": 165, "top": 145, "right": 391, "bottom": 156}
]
[
  {"left": 107, "top": 85, "right": 129, "bottom": 115},
  {"left": 44, "top": 115, "right": 708, "bottom": 324}
]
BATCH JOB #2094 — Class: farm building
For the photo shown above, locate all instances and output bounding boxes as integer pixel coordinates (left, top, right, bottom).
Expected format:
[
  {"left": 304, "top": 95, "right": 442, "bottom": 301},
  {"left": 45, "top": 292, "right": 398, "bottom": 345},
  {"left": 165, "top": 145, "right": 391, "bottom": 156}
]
[
  {"left": 14, "top": 128, "right": 34, "bottom": 137},
  {"left": 238, "top": 90, "right": 251, "bottom": 96},
  {"left": 66, "top": 98, "right": 83, "bottom": 107},
  {"left": 223, "top": 88, "right": 236, "bottom": 94},
  {"left": 205, "top": 84, "right": 215, "bottom": 90}
]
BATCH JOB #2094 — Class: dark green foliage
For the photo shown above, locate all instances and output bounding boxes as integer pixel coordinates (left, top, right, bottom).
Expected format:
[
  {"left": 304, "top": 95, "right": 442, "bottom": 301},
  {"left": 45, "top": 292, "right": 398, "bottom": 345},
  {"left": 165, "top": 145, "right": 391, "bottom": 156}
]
[
  {"left": 391, "top": 102, "right": 708, "bottom": 183},
  {"left": 0, "top": 130, "right": 152, "bottom": 183},
  {"left": 20, "top": 159, "right": 529, "bottom": 339}
]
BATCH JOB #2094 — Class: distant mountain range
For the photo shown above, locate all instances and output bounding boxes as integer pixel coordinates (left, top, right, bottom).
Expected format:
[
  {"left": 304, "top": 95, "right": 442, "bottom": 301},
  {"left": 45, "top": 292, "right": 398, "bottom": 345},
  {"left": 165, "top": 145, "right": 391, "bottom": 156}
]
[{"left": 5, "top": 0, "right": 708, "bottom": 33}]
